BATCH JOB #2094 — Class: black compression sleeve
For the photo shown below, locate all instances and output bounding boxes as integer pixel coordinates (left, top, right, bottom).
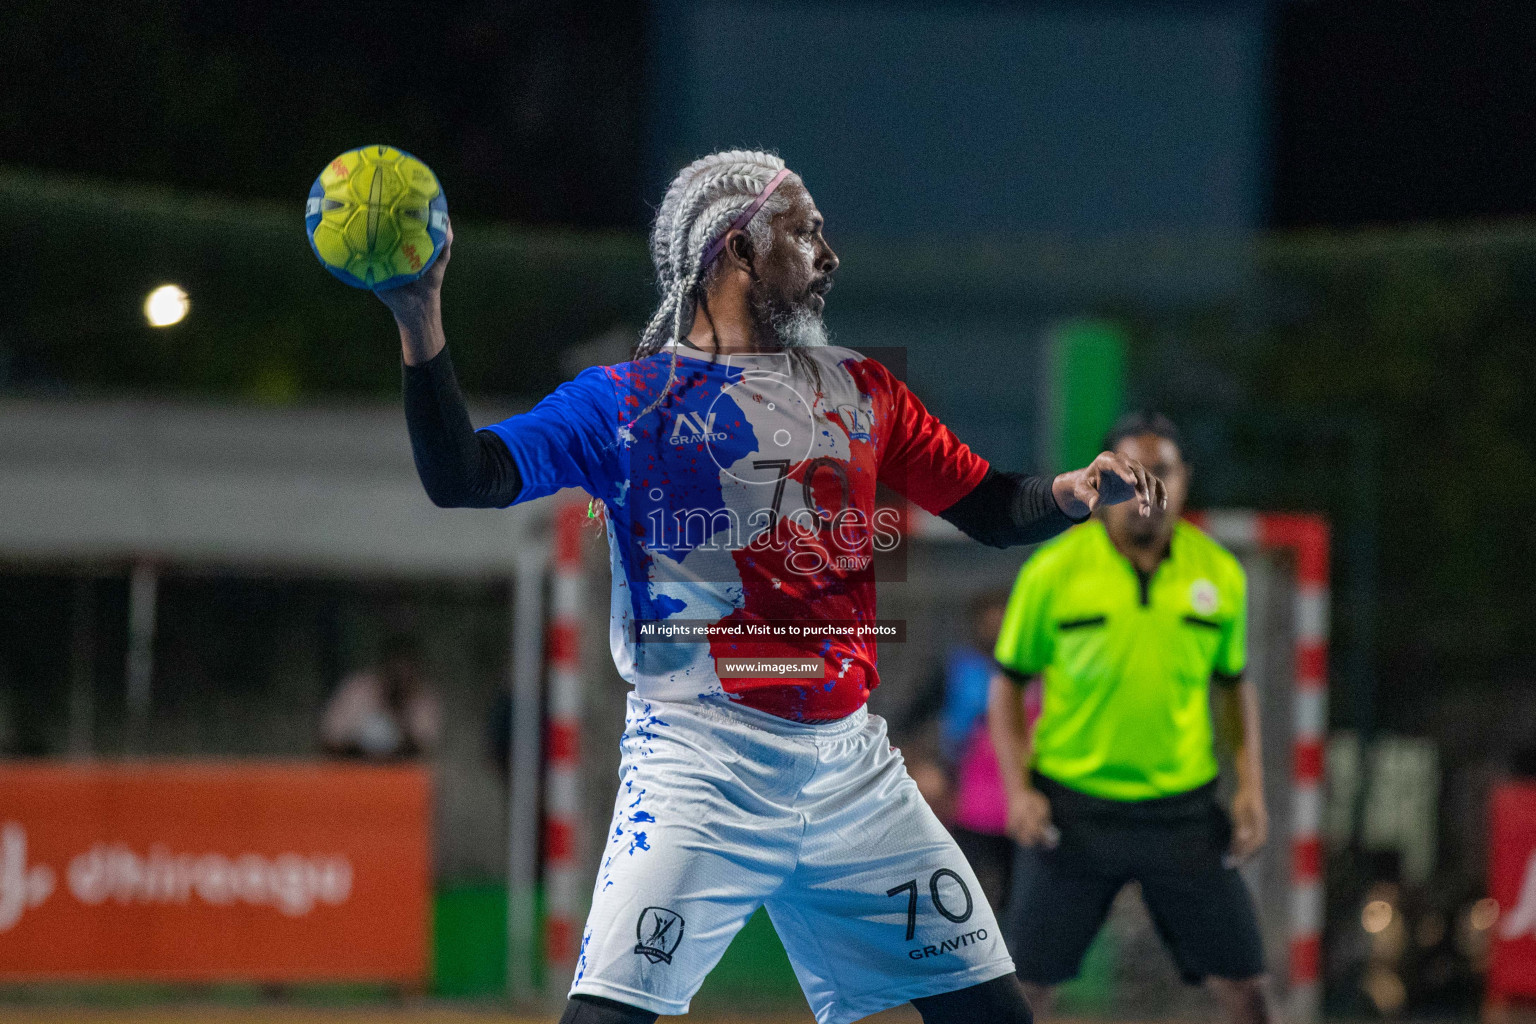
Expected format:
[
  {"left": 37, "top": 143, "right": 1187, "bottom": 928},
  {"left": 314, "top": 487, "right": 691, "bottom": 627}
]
[
  {"left": 401, "top": 347, "right": 522, "bottom": 508},
  {"left": 937, "top": 469, "right": 1085, "bottom": 548}
]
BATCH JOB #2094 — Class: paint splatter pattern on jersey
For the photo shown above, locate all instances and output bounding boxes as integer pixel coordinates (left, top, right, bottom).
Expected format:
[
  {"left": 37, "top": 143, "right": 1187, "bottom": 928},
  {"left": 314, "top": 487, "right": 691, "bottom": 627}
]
[{"left": 482, "top": 346, "right": 988, "bottom": 721}]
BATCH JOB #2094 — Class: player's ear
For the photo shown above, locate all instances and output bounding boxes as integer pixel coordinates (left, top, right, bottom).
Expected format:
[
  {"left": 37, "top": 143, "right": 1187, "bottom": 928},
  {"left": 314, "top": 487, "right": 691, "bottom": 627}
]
[{"left": 725, "top": 231, "right": 754, "bottom": 273}]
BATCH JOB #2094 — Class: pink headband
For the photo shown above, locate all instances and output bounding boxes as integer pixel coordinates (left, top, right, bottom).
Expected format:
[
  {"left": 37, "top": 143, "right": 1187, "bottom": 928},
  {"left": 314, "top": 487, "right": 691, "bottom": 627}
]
[{"left": 699, "top": 167, "right": 792, "bottom": 268}]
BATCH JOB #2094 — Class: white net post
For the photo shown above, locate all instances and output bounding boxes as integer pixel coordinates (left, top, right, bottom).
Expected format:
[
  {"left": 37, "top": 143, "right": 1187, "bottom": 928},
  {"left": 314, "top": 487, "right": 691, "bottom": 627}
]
[
  {"left": 508, "top": 541, "right": 547, "bottom": 999},
  {"left": 542, "top": 499, "right": 588, "bottom": 985},
  {"left": 1202, "top": 511, "right": 1330, "bottom": 1023}
]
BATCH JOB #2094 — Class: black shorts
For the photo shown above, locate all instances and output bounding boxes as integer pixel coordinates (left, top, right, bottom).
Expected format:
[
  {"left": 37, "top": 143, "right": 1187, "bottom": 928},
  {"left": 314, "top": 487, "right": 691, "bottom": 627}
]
[{"left": 1003, "top": 773, "right": 1265, "bottom": 986}]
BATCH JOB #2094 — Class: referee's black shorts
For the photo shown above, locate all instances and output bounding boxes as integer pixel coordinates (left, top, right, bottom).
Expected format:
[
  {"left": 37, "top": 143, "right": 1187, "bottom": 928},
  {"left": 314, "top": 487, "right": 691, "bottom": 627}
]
[{"left": 1003, "top": 772, "right": 1266, "bottom": 986}]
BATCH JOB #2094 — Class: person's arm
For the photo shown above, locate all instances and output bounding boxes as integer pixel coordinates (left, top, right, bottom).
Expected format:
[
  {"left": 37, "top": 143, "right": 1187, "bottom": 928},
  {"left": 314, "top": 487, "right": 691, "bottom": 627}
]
[
  {"left": 378, "top": 219, "right": 453, "bottom": 367},
  {"left": 374, "top": 221, "right": 522, "bottom": 507},
  {"left": 403, "top": 349, "right": 524, "bottom": 507},
  {"left": 1212, "top": 561, "right": 1266, "bottom": 862},
  {"left": 988, "top": 670, "right": 1056, "bottom": 847},
  {"left": 990, "top": 553, "right": 1063, "bottom": 847},
  {"left": 1216, "top": 677, "right": 1268, "bottom": 862},
  {"left": 865, "top": 360, "right": 1164, "bottom": 547},
  {"left": 376, "top": 220, "right": 616, "bottom": 508},
  {"left": 940, "top": 471, "right": 1080, "bottom": 546},
  {"left": 939, "top": 460, "right": 1166, "bottom": 549}
]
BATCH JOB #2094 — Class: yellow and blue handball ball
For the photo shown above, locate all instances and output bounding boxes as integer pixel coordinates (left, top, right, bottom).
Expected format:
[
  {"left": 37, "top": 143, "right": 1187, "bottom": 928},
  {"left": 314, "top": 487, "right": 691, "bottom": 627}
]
[{"left": 305, "top": 145, "right": 448, "bottom": 290}]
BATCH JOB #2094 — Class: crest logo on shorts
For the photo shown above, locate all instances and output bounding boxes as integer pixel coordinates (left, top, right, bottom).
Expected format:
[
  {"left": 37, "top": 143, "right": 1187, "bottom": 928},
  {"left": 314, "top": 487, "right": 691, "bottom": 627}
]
[{"left": 634, "top": 906, "right": 685, "bottom": 964}]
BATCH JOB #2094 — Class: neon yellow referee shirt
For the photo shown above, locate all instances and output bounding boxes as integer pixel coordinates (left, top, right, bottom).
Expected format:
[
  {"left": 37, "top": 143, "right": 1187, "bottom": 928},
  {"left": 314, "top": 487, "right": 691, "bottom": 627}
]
[{"left": 994, "top": 518, "right": 1247, "bottom": 802}]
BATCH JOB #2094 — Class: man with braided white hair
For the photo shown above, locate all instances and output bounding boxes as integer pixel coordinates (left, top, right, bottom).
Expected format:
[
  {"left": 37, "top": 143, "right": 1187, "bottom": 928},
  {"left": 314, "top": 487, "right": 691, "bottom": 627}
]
[
  {"left": 375, "top": 148, "right": 1165, "bottom": 1024},
  {"left": 640, "top": 150, "right": 830, "bottom": 364}
]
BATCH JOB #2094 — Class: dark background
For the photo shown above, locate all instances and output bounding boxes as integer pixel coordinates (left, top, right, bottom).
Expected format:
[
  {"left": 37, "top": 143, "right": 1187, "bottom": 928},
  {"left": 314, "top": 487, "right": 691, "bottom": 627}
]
[
  {"left": 2, "top": 0, "right": 648, "bottom": 228},
  {"left": 6, "top": 0, "right": 1536, "bottom": 230}
]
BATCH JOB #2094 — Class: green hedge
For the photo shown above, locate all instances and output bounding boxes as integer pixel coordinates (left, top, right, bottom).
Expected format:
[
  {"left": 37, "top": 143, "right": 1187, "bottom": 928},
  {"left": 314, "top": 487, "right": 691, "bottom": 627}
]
[{"left": 0, "top": 168, "right": 652, "bottom": 401}]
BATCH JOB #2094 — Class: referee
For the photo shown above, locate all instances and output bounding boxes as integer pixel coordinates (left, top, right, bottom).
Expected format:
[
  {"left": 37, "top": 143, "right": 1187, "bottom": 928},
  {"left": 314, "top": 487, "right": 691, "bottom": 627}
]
[{"left": 988, "top": 412, "right": 1272, "bottom": 1024}]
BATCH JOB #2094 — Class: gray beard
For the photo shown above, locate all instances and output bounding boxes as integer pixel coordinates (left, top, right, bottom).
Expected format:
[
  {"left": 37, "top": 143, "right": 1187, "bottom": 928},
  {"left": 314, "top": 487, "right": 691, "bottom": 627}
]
[
  {"left": 771, "top": 305, "right": 830, "bottom": 349},
  {"left": 750, "top": 289, "right": 829, "bottom": 350}
]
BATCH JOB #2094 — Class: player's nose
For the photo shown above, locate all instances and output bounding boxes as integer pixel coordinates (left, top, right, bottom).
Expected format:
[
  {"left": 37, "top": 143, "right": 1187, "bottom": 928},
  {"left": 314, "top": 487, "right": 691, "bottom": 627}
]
[{"left": 817, "top": 237, "right": 839, "bottom": 275}]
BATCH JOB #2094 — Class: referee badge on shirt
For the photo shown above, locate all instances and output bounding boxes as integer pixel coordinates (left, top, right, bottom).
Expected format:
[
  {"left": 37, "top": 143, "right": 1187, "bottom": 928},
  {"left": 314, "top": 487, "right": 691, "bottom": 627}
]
[
  {"left": 634, "top": 906, "right": 685, "bottom": 964},
  {"left": 1189, "top": 578, "right": 1219, "bottom": 616}
]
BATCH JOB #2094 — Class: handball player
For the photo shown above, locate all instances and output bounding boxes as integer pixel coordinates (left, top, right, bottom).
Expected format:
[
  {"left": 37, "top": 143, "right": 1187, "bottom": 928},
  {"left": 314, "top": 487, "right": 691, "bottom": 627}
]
[{"left": 375, "top": 151, "right": 1165, "bottom": 1024}]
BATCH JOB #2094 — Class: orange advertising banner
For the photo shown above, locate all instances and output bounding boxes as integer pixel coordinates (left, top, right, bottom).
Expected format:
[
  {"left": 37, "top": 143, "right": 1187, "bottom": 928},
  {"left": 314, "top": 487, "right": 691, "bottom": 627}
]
[{"left": 0, "top": 763, "right": 429, "bottom": 982}]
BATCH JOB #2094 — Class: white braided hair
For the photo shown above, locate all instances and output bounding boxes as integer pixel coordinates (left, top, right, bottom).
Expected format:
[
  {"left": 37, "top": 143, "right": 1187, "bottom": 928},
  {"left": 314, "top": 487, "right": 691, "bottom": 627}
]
[{"left": 628, "top": 150, "right": 799, "bottom": 427}]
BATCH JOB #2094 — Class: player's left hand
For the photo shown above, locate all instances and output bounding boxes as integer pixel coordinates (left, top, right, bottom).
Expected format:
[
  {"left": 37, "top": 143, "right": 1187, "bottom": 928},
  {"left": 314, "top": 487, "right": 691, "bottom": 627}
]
[
  {"left": 1052, "top": 452, "right": 1167, "bottom": 519},
  {"left": 1228, "top": 784, "right": 1269, "bottom": 864}
]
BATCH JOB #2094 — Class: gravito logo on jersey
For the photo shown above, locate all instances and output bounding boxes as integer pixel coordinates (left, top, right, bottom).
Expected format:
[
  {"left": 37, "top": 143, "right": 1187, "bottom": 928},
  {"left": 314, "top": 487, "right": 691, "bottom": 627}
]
[
  {"left": 634, "top": 905, "right": 685, "bottom": 963},
  {"left": 0, "top": 822, "right": 352, "bottom": 932},
  {"left": 670, "top": 412, "right": 726, "bottom": 446}
]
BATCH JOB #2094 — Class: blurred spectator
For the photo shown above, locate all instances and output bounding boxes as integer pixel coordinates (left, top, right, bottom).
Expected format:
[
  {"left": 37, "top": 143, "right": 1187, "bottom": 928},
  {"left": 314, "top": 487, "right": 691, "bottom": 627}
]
[
  {"left": 321, "top": 635, "right": 441, "bottom": 760},
  {"left": 898, "top": 591, "right": 1027, "bottom": 912},
  {"left": 946, "top": 592, "right": 1033, "bottom": 914}
]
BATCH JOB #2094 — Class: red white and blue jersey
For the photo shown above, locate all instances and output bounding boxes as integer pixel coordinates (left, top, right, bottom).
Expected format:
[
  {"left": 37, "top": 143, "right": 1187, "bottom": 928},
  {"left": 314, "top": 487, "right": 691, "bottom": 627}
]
[{"left": 483, "top": 345, "right": 989, "bottom": 721}]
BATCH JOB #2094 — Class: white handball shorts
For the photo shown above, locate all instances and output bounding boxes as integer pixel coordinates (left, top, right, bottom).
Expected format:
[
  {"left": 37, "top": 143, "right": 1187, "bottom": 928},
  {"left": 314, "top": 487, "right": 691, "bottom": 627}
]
[{"left": 570, "top": 693, "right": 1015, "bottom": 1024}]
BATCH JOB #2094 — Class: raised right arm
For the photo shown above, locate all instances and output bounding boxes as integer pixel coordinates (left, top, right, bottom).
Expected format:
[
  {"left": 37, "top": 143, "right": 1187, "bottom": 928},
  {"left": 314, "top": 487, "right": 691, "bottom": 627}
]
[
  {"left": 375, "top": 222, "right": 523, "bottom": 508},
  {"left": 402, "top": 349, "right": 524, "bottom": 508},
  {"left": 866, "top": 359, "right": 1163, "bottom": 547},
  {"left": 376, "top": 222, "right": 617, "bottom": 509}
]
